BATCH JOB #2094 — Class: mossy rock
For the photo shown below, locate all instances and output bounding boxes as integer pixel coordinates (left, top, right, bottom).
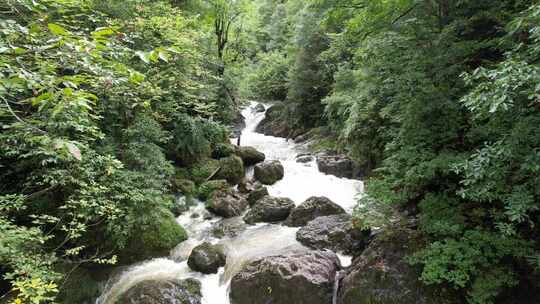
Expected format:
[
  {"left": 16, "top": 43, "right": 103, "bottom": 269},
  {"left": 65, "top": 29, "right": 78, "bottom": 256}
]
[
  {"left": 173, "top": 178, "right": 196, "bottom": 196},
  {"left": 198, "top": 179, "right": 230, "bottom": 201},
  {"left": 212, "top": 143, "right": 236, "bottom": 159},
  {"left": 120, "top": 207, "right": 188, "bottom": 264},
  {"left": 188, "top": 158, "right": 221, "bottom": 184},
  {"left": 56, "top": 264, "right": 110, "bottom": 304},
  {"left": 214, "top": 155, "right": 245, "bottom": 185},
  {"left": 235, "top": 146, "right": 266, "bottom": 166}
]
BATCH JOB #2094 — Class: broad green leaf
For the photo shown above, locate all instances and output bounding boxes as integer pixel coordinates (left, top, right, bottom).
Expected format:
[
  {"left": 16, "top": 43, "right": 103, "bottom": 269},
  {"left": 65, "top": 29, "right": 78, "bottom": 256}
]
[
  {"left": 135, "top": 51, "right": 150, "bottom": 63},
  {"left": 47, "top": 23, "right": 69, "bottom": 36}
]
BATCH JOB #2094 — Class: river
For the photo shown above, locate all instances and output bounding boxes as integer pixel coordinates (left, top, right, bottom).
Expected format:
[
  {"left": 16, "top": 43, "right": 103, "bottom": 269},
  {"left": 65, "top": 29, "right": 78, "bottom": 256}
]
[{"left": 96, "top": 102, "right": 364, "bottom": 304}]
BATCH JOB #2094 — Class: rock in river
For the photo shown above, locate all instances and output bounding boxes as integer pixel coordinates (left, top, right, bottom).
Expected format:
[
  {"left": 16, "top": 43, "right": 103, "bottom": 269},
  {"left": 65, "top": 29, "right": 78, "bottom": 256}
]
[
  {"left": 296, "top": 214, "right": 369, "bottom": 254},
  {"left": 230, "top": 250, "right": 340, "bottom": 304},
  {"left": 235, "top": 146, "right": 266, "bottom": 166},
  {"left": 285, "top": 196, "right": 345, "bottom": 227},
  {"left": 117, "top": 278, "right": 202, "bottom": 304},
  {"left": 254, "top": 160, "right": 284, "bottom": 185},
  {"left": 316, "top": 153, "right": 361, "bottom": 179},
  {"left": 243, "top": 196, "right": 295, "bottom": 224},
  {"left": 187, "top": 242, "right": 226, "bottom": 274},
  {"left": 206, "top": 189, "right": 248, "bottom": 218}
]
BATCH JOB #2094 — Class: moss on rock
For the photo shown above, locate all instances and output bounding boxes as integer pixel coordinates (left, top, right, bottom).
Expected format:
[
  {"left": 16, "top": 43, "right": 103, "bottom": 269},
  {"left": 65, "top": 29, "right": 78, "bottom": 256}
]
[
  {"left": 188, "top": 158, "right": 221, "bottom": 184},
  {"left": 198, "top": 180, "right": 230, "bottom": 201},
  {"left": 215, "top": 155, "right": 245, "bottom": 185},
  {"left": 120, "top": 207, "right": 188, "bottom": 264}
]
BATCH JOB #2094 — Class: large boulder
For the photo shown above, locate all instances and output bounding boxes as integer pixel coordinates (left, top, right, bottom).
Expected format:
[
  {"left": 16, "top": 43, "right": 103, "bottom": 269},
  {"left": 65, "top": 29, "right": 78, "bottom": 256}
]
[
  {"left": 120, "top": 208, "right": 188, "bottom": 264},
  {"left": 316, "top": 154, "right": 362, "bottom": 179},
  {"left": 255, "top": 103, "right": 290, "bottom": 137},
  {"left": 285, "top": 196, "right": 346, "bottom": 227},
  {"left": 254, "top": 160, "right": 284, "bottom": 185},
  {"left": 230, "top": 250, "right": 340, "bottom": 304},
  {"left": 117, "top": 278, "right": 202, "bottom": 304},
  {"left": 235, "top": 146, "right": 265, "bottom": 166},
  {"left": 243, "top": 196, "right": 295, "bottom": 224},
  {"left": 296, "top": 214, "right": 369, "bottom": 254},
  {"left": 246, "top": 184, "right": 269, "bottom": 205},
  {"left": 338, "top": 228, "right": 459, "bottom": 304},
  {"left": 215, "top": 155, "right": 245, "bottom": 185},
  {"left": 187, "top": 242, "right": 226, "bottom": 274},
  {"left": 206, "top": 190, "right": 248, "bottom": 218}
]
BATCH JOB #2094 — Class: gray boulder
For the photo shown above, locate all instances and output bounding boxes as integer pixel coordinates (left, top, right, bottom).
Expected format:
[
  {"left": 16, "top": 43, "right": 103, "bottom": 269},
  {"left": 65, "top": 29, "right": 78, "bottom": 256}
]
[
  {"left": 296, "top": 214, "right": 369, "bottom": 254},
  {"left": 235, "top": 146, "right": 265, "bottom": 166},
  {"left": 187, "top": 242, "right": 226, "bottom": 274},
  {"left": 246, "top": 184, "right": 269, "bottom": 205},
  {"left": 254, "top": 160, "right": 284, "bottom": 185},
  {"left": 255, "top": 103, "right": 290, "bottom": 137},
  {"left": 206, "top": 190, "right": 248, "bottom": 218},
  {"left": 316, "top": 154, "right": 361, "bottom": 179},
  {"left": 230, "top": 250, "right": 340, "bottom": 304},
  {"left": 285, "top": 196, "right": 345, "bottom": 227},
  {"left": 243, "top": 196, "right": 295, "bottom": 224},
  {"left": 338, "top": 228, "right": 459, "bottom": 304},
  {"left": 117, "top": 278, "right": 201, "bottom": 304}
]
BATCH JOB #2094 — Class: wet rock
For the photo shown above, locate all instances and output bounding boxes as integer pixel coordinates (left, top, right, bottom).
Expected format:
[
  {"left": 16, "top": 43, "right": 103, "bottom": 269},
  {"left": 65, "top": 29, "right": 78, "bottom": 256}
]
[
  {"left": 285, "top": 196, "right": 346, "bottom": 227},
  {"left": 338, "top": 228, "right": 459, "bottom": 304},
  {"left": 212, "top": 217, "right": 248, "bottom": 238},
  {"left": 235, "top": 146, "right": 265, "bottom": 166},
  {"left": 255, "top": 103, "right": 290, "bottom": 137},
  {"left": 187, "top": 242, "right": 226, "bottom": 274},
  {"left": 296, "top": 214, "right": 369, "bottom": 254},
  {"left": 215, "top": 155, "right": 245, "bottom": 185},
  {"left": 206, "top": 189, "right": 248, "bottom": 218},
  {"left": 246, "top": 184, "right": 269, "bottom": 205},
  {"left": 197, "top": 179, "right": 229, "bottom": 201},
  {"left": 230, "top": 250, "right": 340, "bottom": 304},
  {"left": 118, "top": 278, "right": 202, "bottom": 304},
  {"left": 294, "top": 133, "right": 309, "bottom": 143},
  {"left": 243, "top": 196, "right": 295, "bottom": 224},
  {"left": 120, "top": 208, "right": 188, "bottom": 264},
  {"left": 254, "top": 160, "right": 284, "bottom": 185},
  {"left": 253, "top": 103, "right": 266, "bottom": 113},
  {"left": 296, "top": 155, "right": 314, "bottom": 163},
  {"left": 316, "top": 154, "right": 362, "bottom": 179}
]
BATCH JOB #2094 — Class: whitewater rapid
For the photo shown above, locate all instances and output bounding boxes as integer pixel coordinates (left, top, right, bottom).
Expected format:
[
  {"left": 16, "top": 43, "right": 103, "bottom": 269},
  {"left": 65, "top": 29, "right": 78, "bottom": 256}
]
[{"left": 96, "top": 102, "right": 363, "bottom": 304}]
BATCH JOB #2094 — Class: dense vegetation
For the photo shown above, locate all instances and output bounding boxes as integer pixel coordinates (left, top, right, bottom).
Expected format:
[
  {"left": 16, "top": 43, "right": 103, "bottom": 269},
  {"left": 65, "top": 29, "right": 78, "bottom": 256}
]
[
  {"left": 1, "top": 0, "right": 539, "bottom": 303},
  {"left": 240, "top": 0, "right": 540, "bottom": 303},
  {"left": 0, "top": 0, "right": 238, "bottom": 302}
]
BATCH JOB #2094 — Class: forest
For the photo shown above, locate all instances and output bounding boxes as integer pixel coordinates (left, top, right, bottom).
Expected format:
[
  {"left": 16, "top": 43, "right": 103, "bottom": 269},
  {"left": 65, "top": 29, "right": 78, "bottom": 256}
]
[{"left": 1, "top": 0, "right": 539, "bottom": 304}]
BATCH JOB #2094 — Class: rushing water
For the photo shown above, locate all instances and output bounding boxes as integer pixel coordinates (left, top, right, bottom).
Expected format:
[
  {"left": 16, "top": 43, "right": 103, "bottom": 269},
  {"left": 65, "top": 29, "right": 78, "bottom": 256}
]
[{"left": 96, "top": 102, "right": 364, "bottom": 304}]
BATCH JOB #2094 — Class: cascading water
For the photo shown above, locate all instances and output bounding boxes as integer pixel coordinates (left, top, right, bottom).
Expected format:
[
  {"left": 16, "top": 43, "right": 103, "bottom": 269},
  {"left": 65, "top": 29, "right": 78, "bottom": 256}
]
[{"left": 96, "top": 102, "right": 364, "bottom": 304}]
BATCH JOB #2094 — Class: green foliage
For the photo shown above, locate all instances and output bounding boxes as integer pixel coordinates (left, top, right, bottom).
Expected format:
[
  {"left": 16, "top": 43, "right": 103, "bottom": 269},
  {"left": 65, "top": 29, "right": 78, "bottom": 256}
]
[
  {"left": 241, "top": 51, "right": 290, "bottom": 101},
  {"left": 287, "top": 6, "right": 332, "bottom": 128},
  {"left": 319, "top": 1, "right": 540, "bottom": 303},
  {"left": 0, "top": 0, "right": 233, "bottom": 302}
]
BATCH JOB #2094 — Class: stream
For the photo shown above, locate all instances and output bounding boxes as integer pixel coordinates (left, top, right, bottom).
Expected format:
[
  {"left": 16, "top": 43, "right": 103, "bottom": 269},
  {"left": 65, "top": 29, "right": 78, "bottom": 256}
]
[{"left": 95, "top": 102, "right": 364, "bottom": 304}]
